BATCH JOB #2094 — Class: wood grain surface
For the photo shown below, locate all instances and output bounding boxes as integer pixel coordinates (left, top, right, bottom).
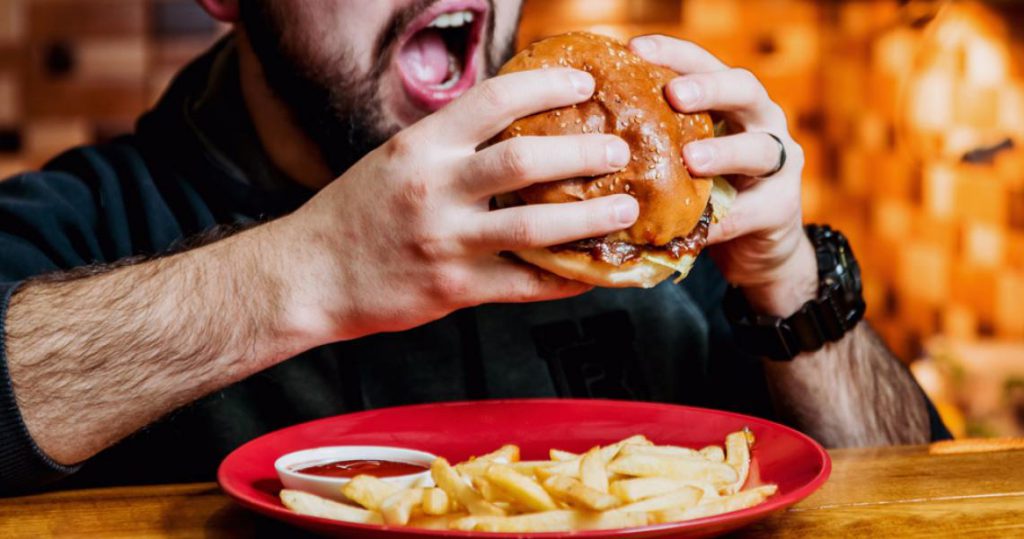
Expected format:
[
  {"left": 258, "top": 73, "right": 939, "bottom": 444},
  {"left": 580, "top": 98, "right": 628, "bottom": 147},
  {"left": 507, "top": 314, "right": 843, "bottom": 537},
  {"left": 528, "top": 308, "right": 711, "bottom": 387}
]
[{"left": 2, "top": 443, "right": 1023, "bottom": 538}]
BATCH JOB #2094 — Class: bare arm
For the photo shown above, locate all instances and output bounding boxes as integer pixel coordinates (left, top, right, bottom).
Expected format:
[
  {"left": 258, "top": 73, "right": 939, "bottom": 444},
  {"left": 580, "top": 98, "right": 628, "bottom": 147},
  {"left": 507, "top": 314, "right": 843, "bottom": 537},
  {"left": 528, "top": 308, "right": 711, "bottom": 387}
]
[
  {"left": 7, "top": 222, "right": 314, "bottom": 465},
  {"left": 742, "top": 238, "right": 930, "bottom": 447},
  {"left": 761, "top": 322, "right": 930, "bottom": 448}
]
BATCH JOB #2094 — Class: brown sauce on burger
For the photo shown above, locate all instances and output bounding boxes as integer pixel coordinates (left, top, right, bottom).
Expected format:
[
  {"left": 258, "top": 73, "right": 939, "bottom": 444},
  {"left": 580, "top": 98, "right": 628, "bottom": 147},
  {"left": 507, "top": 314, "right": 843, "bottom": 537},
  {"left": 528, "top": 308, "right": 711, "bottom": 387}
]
[{"left": 551, "top": 202, "right": 712, "bottom": 266}]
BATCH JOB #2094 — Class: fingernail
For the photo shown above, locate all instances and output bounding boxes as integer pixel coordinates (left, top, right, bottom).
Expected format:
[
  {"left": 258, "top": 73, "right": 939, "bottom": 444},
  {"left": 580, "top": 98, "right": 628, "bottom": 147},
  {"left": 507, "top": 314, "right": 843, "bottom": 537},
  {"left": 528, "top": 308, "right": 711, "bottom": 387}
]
[
  {"left": 613, "top": 197, "right": 639, "bottom": 225},
  {"left": 671, "top": 79, "right": 702, "bottom": 107},
  {"left": 686, "top": 142, "right": 713, "bottom": 168},
  {"left": 631, "top": 37, "right": 655, "bottom": 56},
  {"left": 606, "top": 139, "right": 630, "bottom": 168},
  {"left": 569, "top": 71, "right": 594, "bottom": 96}
]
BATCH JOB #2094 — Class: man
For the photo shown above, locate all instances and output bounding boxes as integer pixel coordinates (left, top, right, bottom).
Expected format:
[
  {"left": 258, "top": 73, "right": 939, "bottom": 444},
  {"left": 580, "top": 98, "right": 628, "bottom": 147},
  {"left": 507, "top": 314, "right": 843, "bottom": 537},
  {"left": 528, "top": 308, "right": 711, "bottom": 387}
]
[{"left": 0, "top": 0, "right": 947, "bottom": 495}]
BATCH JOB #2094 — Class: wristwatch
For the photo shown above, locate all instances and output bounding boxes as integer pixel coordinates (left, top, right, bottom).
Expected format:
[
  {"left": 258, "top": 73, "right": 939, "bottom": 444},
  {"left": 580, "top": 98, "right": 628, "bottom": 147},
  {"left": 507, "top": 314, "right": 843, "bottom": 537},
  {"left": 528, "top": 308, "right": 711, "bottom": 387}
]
[{"left": 723, "top": 224, "right": 866, "bottom": 361}]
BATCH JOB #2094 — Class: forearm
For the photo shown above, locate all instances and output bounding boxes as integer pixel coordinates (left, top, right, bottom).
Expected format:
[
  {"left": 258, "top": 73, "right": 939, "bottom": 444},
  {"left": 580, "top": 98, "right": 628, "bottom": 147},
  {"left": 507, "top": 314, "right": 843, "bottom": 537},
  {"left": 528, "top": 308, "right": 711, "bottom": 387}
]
[
  {"left": 761, "top": 322, "right": 930, "bottom": 447},
  {"left": 741, "top": 237, "right": 930, "bottom": 447},
  {"left": 5, "top": 220, "right": 316, "bottom": 465}
]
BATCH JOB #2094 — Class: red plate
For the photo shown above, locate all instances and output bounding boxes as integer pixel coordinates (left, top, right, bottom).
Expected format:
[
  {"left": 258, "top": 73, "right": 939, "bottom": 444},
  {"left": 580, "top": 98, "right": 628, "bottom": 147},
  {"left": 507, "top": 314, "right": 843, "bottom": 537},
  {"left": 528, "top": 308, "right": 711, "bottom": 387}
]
[{"left": 219, "top": 399, "right": 830, "bottom": 538}]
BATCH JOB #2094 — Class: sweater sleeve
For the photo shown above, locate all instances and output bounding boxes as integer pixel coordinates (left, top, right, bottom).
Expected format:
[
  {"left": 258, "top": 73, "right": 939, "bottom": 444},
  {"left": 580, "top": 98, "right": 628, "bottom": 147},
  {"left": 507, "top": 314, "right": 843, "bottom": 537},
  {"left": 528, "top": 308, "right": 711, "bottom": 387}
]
[{"left": 0, "top": 282, "right": 81, "bottom": 495}]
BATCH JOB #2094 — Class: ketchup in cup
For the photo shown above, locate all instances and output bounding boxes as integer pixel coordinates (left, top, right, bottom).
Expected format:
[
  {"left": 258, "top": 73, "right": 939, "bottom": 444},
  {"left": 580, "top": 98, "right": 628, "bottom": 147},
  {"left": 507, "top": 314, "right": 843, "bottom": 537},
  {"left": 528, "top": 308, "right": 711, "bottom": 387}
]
[{"left": 295, "top": 459, "right": 428, "bottom": 479}]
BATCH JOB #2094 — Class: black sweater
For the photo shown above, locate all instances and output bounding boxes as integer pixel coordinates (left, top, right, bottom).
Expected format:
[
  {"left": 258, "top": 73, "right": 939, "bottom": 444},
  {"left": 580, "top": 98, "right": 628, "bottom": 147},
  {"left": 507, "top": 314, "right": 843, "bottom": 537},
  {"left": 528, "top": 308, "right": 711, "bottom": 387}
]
[{"left": 0, "top": 39, "right": 950, "bottom": 495}]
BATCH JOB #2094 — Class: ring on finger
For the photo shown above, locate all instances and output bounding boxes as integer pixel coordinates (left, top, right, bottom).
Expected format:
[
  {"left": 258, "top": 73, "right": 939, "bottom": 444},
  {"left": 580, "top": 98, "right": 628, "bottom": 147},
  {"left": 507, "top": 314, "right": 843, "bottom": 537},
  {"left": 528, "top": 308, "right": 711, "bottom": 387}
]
[{"left": 762, "top": 133, "right": 787, "bottom": 177}]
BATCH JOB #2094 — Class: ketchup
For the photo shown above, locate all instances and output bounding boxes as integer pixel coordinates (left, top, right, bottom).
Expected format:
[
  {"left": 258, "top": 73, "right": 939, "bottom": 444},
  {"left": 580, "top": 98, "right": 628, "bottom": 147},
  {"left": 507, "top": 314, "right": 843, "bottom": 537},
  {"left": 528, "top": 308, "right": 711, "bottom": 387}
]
[{"left": 294, "top": 459, "right": 428, "bottom": 478}]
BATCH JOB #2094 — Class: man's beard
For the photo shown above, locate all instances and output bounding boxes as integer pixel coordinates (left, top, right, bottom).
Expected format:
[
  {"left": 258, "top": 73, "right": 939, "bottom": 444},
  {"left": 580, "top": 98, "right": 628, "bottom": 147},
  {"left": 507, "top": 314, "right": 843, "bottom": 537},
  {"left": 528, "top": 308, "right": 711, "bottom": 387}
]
[{"left": 239, "top": 1, "right": 519, "bottom": 178}]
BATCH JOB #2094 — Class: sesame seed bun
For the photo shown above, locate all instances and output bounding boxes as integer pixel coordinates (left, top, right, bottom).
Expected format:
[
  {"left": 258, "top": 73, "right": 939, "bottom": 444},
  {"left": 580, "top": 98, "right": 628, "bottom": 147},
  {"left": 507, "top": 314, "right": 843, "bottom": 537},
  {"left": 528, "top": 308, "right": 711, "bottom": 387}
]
[{"left": 493, "top": 32, "right": 730, "bottom": 288}]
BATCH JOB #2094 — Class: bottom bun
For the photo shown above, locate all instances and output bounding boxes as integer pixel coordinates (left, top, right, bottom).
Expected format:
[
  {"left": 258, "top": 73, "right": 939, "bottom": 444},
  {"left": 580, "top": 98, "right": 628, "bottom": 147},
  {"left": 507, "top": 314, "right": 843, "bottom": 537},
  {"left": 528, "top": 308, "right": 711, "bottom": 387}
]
[{"left": 515, "top": 248, "right": 697, "bottom": 289}]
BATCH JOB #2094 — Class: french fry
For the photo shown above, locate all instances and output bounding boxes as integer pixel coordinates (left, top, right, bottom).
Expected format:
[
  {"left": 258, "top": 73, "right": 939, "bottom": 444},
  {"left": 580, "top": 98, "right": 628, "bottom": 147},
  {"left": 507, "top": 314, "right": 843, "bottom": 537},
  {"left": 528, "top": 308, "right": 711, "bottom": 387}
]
[
  {"left": 341, "top": 474, "right": 400, "bottom": 511},
  {"left": 653, "top": 485, "right": 777, "bottom": 523},
  {"left": 454, "top": 510, "right": 648, "bottom": 532},
  {"left": 280, "top": 489, "right": 383, "bottom": 525},
  {"left": 455, "top": 445, "right": 521, "bottom": 477},
  {"left": 700, "top": 445, "right": 725, "bottom": 462},
  {"left": 407, "top": 512, "right": 470, "bottom": 530},
  {"left": 379, "top": 487, "right": 423, "bottom": 526},
  {"left": 471, "top": 475, "right": 504, "bottom": 503},
  {"left": 620, "top": 444, "right": 702, "bottom": 459},
  {"left": 421, "top": 487, "right": 450, "bottom": 516},
  {"left": 609, "top": 454, "right": 738, "bottom": 485},
  {"left": 542, "top": 475, "right": 621, "bottom": 511},
  {"left": 431, "top": 458, "right": 506, "bottom": 517},
  {"left": 550, "top": 449, "right": 577, "bottom": 461},
  {"left": 510, "top": 460, "right": 560, "bottom": 475},
  {"left": 535, "top": 435, "right": 651, "bottom": 482},
  {"left": 478, "top": 444, "right": 521, "bottom": 463},
  {"left": 534, "top": 458, "right": 581, "bottom": 480},
  {"left": 723, "top": 429, "right": 753, "bottom": 494},
  {"left": 485, "top": 464, "right": 559, "bottom": 512},
  {"left": 598, "top": 435, "right": 652, "bottom": 463},
  {"left": 613, "top": 486, "right": 702, "bottom": 513},
  {"left": 611, "top": 477, "right": 686, "bottom": 502},
  {"left": 610, "top": 477, "right": 720, "bottom": 503},
  {"left": 580, "top": 446, "right": 609, "bottom": 493}
]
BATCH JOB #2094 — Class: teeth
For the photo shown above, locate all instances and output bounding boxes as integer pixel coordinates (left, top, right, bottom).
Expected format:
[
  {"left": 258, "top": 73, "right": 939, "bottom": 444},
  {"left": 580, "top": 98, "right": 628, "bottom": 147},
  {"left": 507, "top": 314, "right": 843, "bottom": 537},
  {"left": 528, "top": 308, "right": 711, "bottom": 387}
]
[{"left": 428, "top": 9, "right": 473, "bottom": 29}]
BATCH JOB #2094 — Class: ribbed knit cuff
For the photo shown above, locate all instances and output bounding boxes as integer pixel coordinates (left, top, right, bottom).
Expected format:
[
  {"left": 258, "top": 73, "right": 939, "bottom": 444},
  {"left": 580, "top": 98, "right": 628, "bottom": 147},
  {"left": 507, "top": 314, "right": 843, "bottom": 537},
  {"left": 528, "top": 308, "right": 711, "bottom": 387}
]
[{"left": 0, "top": 281, "right": 79, "bottom": 496}]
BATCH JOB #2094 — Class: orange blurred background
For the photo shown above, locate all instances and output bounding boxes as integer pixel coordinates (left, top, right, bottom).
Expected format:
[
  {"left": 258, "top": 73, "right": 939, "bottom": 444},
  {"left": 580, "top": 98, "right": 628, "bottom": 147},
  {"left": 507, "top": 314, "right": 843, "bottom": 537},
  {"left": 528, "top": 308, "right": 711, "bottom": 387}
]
[{"left": 0, "top": 0, "right": 1022, "bottom": 438}]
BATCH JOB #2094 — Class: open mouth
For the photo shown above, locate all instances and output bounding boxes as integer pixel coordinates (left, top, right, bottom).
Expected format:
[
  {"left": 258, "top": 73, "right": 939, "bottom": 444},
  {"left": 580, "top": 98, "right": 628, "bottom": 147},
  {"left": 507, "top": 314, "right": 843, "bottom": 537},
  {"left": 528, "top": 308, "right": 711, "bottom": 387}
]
[{"left": 397, "top": 0, "right": 487, "bottom": 111}]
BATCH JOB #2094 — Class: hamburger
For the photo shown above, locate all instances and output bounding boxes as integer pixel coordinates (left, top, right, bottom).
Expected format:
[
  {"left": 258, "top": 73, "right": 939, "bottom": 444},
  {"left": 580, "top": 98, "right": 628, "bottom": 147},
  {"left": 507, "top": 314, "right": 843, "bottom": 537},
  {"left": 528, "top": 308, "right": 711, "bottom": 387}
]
[{"left": 493, "top": 32, "right": 734, "bottom": 288}]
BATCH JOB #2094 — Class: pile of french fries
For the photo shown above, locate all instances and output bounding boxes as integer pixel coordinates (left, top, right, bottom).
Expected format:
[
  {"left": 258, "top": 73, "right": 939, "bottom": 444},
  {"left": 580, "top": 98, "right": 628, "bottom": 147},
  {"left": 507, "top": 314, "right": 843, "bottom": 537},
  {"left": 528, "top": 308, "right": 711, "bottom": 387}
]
[{"left": 280, "top": 430, "right": 777, "bottom": 533}]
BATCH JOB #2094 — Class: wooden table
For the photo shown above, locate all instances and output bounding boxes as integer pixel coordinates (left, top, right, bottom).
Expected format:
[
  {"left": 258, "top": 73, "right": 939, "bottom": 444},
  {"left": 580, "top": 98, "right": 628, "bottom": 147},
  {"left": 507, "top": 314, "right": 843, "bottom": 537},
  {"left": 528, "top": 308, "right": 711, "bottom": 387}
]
[{"left": 3, "top": 445, "right": 1023, "bottom": 538}]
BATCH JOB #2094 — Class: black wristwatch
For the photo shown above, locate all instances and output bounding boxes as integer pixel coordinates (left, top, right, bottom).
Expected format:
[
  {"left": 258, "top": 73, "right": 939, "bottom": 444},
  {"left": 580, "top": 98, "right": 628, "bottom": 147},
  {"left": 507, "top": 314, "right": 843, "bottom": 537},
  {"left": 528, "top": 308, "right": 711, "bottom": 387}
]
[{"left": 723, "top": 224, "right": 865, "bottom": 361}]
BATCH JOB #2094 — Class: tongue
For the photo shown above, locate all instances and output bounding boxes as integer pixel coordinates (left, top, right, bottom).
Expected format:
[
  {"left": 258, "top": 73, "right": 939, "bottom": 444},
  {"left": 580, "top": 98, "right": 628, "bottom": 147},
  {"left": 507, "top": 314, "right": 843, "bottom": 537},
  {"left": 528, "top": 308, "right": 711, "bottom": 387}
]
[{"left": 399, "top": 29, "right": 450, "bottom": 86}]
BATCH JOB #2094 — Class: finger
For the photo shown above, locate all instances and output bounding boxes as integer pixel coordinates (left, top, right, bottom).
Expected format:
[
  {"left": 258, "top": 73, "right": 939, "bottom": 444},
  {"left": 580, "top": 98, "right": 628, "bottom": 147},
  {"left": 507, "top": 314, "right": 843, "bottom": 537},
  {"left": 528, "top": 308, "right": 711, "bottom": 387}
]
[
  {"left": 457, "top": 135, "right": 630, "bottom": 199},
  {"left": 683, "top": 132, "right": 784, "bottom": 178},
  {"left": 471, "top": 257, "right": 593, "bottom": 305},
  {"left": 419, "top": 68, "right": 595, "bottom": 147},
  {"left": 707, "top": 181, "right": 800, "bottom": 244},
  {"left": 629, "top": 35, "right": 728, "bottom": 74},
  {"left": 666, "top": 70, "right": 784, "bottom": 128},
  {"left": 462, "top": 195, "right": 639, "bottom": 251}
]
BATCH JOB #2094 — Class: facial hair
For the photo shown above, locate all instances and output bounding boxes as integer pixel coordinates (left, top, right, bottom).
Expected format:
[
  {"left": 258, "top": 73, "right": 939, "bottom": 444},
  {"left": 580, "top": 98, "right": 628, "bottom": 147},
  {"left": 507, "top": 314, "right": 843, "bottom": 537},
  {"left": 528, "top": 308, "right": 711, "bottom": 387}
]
[{"left": 239, "top": 0, "right": 519, "bottom": 178}]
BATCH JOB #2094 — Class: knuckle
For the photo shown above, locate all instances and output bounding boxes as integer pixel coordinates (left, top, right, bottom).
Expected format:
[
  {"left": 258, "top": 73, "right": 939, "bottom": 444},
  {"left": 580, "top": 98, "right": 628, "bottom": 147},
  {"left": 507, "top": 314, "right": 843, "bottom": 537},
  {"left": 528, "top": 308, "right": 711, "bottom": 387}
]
[
  {"left": 500, "top": 140, "right": 532, "bottom": 178},
  {"left": 733, "top": 68, "right": 766, "bottom": 102},
  {"left": 717, "top": 212, "right": 743, "bottom": 240},
  {"left": 400, "top": 174, "right": 431, "bottom": 206},
  {"left": 767, "top": 103, "right": 788, "bottom": 126},
  {"left": 788, "top": 140, "right": 806, "bottom": 168},
  {"left": 408, "top": 222, "right": 448, "bottom": 261},
  {"left": 511, "top": 270, "right": 548, "bottom": 301},
  {"left": 506, "top": 214, "right": 538, "bottom": 247},
  {"left": 384, "top": 131, "right": 417, "bottom": 160},
  {"left": 428, "top": 265, "right": 471, "bottom": 298},
  {"left": 476, "top": 79, "right": 511, "bottom": 111}
]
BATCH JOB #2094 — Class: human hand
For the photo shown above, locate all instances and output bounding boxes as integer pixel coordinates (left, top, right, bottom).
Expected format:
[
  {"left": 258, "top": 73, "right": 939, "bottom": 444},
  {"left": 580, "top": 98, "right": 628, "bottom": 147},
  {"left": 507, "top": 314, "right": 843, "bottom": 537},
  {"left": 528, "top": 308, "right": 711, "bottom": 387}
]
[
  {"left": 630, "top": 35, "right": 817, "bottom": 316},
  {"left": 278, "top": 68, "right": 640, "bottom": 341}
]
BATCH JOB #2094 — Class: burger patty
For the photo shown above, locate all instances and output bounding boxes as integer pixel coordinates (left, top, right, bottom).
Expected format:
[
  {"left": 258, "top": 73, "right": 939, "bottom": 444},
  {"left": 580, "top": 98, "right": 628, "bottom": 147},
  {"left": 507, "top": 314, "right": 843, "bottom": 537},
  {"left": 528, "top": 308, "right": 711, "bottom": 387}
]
[{"left": 551, "top": 202, "right": 713, "bottom": 266}]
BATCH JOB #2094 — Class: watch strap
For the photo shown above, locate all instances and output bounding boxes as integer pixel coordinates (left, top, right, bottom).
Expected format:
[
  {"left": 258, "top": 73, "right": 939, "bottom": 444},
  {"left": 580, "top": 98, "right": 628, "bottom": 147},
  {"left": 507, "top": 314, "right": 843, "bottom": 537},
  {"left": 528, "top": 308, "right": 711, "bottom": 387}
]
[
  {"left": 724, "top": 282, "right": 865, "bottom": 361},
  {"left": 724, "top": 224, "right": 866, "bottom": 361}
]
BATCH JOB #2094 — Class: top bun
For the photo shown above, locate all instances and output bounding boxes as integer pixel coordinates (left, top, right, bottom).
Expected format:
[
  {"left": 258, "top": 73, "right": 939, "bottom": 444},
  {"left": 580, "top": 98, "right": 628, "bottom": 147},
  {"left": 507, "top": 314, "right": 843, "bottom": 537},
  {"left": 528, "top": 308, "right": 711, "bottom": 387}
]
[{"left": 494, "top": 32, "right": 715, "bottom": 247}]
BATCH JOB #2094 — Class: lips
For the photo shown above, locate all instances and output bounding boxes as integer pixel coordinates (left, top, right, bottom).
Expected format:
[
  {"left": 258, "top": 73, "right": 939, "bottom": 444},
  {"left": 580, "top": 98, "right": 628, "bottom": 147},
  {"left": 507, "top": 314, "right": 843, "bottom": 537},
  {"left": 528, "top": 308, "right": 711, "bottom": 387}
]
[{"left": 396, "top": 0, "right": 488, "bottom": 112}]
